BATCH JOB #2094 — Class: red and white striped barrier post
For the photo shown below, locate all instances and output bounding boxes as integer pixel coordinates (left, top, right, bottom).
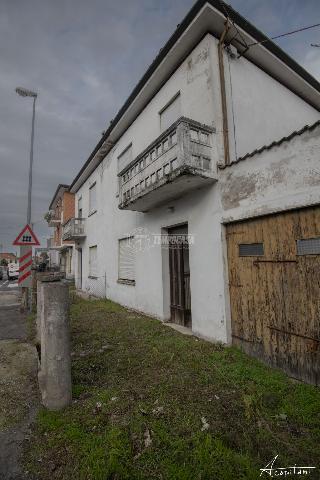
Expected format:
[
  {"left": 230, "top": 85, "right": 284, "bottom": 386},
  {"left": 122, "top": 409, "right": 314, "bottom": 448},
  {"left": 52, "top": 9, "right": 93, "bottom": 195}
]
[{"left": 19, "top": 246, "right": 33, "bottom": 287}]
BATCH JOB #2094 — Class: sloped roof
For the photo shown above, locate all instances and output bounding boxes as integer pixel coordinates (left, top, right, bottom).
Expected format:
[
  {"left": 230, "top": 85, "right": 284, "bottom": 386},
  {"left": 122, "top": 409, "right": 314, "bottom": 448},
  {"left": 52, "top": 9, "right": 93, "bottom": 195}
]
[{"left": 49, "top": 184, "right": 70, "bottom": 210}]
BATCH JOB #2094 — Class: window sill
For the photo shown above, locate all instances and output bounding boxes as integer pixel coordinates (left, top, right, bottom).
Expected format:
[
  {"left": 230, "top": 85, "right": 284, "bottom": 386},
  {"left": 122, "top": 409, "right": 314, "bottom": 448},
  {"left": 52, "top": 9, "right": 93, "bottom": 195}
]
[
  {"left": 88, "top": 209, "right": 97, "bottom": 217},
  {"left": 117, "top": 279, "right": 135, "bottom": 286},
  {"left": 88, "top": 275, "right": 98, "bottom": 279}
]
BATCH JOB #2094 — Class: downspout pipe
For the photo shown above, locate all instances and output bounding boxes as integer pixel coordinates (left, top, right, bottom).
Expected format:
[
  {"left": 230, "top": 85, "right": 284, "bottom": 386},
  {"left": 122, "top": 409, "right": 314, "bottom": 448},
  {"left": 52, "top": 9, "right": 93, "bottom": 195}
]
[{"left": 218, "top": 20, "right": 231, "bottom": 166}]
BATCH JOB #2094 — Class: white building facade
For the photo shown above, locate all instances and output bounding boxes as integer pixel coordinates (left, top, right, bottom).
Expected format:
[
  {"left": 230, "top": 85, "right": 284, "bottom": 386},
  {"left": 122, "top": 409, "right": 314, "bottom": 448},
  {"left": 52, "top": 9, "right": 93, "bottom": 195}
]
[{"left": 66, "top": 1, "right": 320, "bottom": 382}]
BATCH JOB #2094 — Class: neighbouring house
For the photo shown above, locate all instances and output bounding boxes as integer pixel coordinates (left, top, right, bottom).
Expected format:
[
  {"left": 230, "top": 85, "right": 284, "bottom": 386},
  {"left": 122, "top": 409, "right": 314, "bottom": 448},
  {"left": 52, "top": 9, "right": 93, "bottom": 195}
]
[
  {"left": 0, "top": 252, "right": 17, "bottom": 264},
  {"left": 64, "top": 0, "right": 319, "bottom": 384},
  {"left": 46, "top": 237, "right": 59, "bottom": 269},
  {"left": 45, "top": 184, "right": 76, "bottom": 279}
]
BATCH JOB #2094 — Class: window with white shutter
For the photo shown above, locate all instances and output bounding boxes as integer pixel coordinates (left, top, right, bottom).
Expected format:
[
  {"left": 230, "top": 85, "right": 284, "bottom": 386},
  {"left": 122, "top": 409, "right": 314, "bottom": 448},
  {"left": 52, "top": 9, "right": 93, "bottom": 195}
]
[
  {"left": 118, "top": 144, "right": 133, "bottom": 173},
  {"left": 159, "top": 93, "right": 181, "bottom": 132},
  {"left": 89, "top": 246, "right": 98, "bottom": 277},
  {"left": 118, "top": 237, "right": 135, "bottom": 284}
]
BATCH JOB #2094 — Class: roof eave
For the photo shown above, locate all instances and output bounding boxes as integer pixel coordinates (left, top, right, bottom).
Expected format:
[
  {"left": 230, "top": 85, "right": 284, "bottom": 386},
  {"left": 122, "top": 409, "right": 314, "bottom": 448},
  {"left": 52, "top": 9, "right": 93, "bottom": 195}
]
[
  {"left": 70, "top": 0, "right": 320, "bottom": 193},
  {"left": 49, "top": 184, "right": 70, "bottom": 210}
]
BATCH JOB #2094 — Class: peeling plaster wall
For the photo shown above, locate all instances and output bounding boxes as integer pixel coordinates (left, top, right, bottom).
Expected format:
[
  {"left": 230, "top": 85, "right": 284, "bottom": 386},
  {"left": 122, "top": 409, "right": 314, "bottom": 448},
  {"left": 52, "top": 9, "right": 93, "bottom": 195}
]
[{"left": 220, "top": 126, "right": 320, "bottom": 222}]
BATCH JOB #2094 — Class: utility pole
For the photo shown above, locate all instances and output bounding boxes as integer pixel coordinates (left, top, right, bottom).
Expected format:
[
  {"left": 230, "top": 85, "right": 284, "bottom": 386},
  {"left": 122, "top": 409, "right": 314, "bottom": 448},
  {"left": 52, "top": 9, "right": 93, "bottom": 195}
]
[{"left": 15, "top": 87, "right": 38, "bottom": 310}]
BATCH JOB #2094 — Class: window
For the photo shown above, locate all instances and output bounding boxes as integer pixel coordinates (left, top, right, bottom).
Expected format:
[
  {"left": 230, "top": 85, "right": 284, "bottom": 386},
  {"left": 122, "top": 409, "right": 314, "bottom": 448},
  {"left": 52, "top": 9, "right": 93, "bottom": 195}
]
[
  {"left": 200, "top": 131, "right": 209, "bottom": 144},
  {"left": 78, "top": 197, "right": 82, "bottom": 218},
  {"left": 239, "top": 243, "right": 264, "bottom": 256},
  {"left": 118, "top": 144, "right": 133, "bottom": 172},
  {"left": 89, "top": 246, "right": 98, "bottom": 277},
  {"left": 170, "top": 158, "right": 178, "bottom": 171},
  {"left": 297, "top": 237, "right": 320, "bottom": 255},
  {"left": 89, "top": 183, "right": 97, "bottom": 214},
  {"left": 118, "top": 237, "right": 135, "bottom": 284},
  {"left": 202, "top": 157, "right": 211, "bottom": 170},
  {"left": 160, "top": 93, "right": 181, "bottom": 132}
]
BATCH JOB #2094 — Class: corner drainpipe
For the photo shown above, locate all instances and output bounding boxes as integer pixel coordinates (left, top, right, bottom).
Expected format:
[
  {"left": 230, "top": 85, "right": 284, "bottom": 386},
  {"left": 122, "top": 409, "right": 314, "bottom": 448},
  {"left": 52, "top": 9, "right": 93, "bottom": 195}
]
[{"left": 218, "top": 20, "right": 231, "bottom": 166}]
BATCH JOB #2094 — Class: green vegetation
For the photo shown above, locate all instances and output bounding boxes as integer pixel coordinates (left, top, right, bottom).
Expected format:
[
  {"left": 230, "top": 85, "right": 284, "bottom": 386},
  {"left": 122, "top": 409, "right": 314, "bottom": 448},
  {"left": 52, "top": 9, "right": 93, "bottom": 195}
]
[
  {"left": 24, "top": 297, "right": 320, "bottom": 479},
  {"left": 26, "top": 312, "right": 37, "bottom": 342}
]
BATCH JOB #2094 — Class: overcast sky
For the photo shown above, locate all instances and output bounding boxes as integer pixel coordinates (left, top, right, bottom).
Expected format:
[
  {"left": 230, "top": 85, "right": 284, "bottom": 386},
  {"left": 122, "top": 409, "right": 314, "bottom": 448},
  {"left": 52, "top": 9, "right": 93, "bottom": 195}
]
[{"left": 0, "top": 0, "right": 319, "bottom": 252}]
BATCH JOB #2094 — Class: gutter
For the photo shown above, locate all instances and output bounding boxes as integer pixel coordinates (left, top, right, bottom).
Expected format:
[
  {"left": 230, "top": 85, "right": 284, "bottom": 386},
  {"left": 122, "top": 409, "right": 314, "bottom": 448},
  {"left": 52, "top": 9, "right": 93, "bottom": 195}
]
[{"left": 218, "top": 20, "right": 231, "bottom": 166}]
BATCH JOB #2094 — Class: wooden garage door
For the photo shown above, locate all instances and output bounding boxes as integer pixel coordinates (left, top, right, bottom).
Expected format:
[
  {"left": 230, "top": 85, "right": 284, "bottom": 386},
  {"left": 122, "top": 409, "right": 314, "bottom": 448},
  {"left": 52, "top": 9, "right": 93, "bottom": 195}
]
[{"left": 226, "top": 206, "right": 320, "bottom": 385}]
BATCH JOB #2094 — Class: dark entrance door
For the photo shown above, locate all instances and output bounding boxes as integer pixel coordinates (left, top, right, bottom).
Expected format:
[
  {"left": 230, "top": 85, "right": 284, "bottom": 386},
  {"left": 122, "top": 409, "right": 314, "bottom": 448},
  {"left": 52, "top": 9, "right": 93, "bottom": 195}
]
[
  {"left": 77, "top": 248, "right": 82, "bottom": 289},
  {"left": 168, "top": 225, "right": 192, "bottom": 328}
]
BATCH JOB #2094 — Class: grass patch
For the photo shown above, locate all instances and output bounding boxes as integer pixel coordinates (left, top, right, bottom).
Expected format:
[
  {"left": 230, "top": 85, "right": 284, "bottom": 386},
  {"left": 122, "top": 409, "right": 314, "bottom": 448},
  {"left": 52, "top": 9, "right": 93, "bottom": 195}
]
[
  {"left": 24, "top": 296, "right": 320, "bottom": 479},
  {"left": 26, "top": 312, "right": 36, "bottom": 342}
]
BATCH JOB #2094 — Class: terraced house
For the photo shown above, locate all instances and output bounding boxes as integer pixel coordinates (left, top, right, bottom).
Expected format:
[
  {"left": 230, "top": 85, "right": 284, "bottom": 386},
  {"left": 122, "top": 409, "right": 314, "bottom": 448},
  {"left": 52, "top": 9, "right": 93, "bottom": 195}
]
[
  {"left": 59, "top": 0, "right": 320, "bottom": 384},
  {"left": 46, "top": 184, "right": 76, "bottom": 279}
]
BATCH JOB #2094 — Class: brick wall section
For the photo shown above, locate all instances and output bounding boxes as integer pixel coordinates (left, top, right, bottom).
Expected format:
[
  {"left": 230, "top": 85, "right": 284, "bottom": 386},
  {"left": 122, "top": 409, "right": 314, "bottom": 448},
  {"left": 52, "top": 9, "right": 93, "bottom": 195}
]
[
  {"left": 54, "top": 224, "right": 62, "bottom": 246},
  {"left": 62, "top": 192, "right": 75, "bottom": 246},
  {"left": 51, "top": 192, "right": 75, "bottom": 247},
  {"left": 63, "top": 192, "right": 75, "bottom": 223},
  {"left": 52, "top": 197, "right": 62, "bottom": 247}
]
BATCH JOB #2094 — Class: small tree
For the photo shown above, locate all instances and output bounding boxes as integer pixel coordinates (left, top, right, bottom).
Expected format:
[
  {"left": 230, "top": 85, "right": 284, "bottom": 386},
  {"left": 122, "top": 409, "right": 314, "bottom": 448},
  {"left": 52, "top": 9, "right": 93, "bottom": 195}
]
[
  {"left": 1, "top": 259, "right": 8, "bottom": 266},
  {"left": 44, "top": 211, "right": 51, "bottom": 223}
]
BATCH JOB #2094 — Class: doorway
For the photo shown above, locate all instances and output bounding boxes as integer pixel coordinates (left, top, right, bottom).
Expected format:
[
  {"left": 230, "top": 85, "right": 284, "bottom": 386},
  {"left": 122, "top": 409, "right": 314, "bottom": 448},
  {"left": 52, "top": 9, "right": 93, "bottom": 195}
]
[
  {"left": 77, "top": 248, "right": 82, "bottom": 289},
  {"left": 226, "top": 206, "right": 320, "bottom": 385},
  {"left": 168, "top": 224, "right": 192, "bottom": 328}
]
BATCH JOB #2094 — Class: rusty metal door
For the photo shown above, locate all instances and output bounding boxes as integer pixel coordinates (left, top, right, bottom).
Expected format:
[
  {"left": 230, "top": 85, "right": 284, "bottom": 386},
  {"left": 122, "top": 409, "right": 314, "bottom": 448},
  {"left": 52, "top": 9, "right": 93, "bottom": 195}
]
[
  {"left": 226, "top": 206, "right": 320, "bottom": 385},
  {"left": 168, "top": 225, "right": 192, "bottom": 328}
]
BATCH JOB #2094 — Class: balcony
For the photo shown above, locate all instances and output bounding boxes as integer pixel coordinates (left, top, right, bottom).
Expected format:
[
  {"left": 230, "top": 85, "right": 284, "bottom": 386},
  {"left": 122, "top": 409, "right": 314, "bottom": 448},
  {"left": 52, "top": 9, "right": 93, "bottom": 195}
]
[
  {"left": 46, "top": 209, "right": 61, "bottom": 227},
  {"left": 118, "top": 117, "right": 217, "bottom": 212},
  {"left": 62, "top": 218, "right": 86, "bottom": 241}
]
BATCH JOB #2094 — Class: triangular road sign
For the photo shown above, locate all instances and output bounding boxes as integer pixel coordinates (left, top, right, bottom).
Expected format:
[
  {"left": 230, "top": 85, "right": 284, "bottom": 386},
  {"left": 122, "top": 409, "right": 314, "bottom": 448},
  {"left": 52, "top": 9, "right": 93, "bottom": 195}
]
[{"left": 13, "top": 224, "right": 40, "bottom": 246}]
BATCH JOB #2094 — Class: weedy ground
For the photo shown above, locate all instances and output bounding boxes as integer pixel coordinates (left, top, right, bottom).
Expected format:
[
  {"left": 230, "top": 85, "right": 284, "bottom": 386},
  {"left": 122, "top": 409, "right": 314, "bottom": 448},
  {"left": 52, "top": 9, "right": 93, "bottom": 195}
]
[{"left": 24, "top": 296, "right": 320, "bottom": 480}]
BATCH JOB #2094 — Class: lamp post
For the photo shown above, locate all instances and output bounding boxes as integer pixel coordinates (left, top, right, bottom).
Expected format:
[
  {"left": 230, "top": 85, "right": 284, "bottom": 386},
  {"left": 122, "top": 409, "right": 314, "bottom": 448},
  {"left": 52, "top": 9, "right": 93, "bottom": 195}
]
[{"left": 15, "top": 87, "right": 38, "bottom": 226}]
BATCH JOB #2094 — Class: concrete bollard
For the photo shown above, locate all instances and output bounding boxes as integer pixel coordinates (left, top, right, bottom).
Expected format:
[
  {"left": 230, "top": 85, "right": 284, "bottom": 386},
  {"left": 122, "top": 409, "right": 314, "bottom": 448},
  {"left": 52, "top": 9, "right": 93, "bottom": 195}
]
[{"left": 38, "top": 281, "right": 72, "bottom": 410}]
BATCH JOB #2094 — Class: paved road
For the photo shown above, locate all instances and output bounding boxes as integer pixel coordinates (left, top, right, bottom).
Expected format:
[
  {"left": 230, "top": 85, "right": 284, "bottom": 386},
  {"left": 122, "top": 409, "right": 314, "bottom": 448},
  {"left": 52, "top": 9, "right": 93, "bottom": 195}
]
[{"left": 0, "top": 277, "right": 19, "bottom": 292}]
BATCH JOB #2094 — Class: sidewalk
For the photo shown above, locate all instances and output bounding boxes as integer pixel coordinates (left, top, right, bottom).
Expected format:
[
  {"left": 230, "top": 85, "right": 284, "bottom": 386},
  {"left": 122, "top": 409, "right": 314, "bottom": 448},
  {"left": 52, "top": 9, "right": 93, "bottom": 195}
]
[{"left": 0, "top": 290, "right": 38, "bottom": 480}]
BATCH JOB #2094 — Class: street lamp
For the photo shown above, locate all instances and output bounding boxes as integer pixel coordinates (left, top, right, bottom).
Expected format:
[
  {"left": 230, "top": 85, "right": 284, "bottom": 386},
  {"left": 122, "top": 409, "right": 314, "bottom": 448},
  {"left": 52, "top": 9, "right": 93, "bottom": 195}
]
[{"left": 15, "top": 86, "right": 38, "bottom": 226}]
